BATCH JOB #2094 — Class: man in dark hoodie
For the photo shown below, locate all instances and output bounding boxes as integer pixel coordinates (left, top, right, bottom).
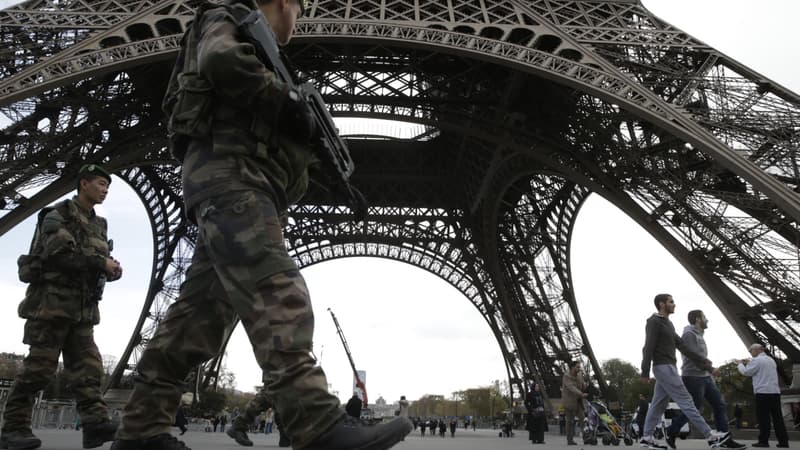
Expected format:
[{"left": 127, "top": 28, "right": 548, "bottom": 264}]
[
  {"left": 639, "top": 294, "right": 731, "bottom": 450},
  {"left": 663, "top": 310, "right": 746, "bottom": 450}
]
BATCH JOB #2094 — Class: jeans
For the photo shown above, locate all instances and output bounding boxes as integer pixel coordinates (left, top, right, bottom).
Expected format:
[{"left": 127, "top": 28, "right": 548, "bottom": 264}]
[
  {"left": 667, "top": 375, "right": 728, "bottom": 436},
  {"left": 644, "top": 364, "right": 712, "bottom": 439}
]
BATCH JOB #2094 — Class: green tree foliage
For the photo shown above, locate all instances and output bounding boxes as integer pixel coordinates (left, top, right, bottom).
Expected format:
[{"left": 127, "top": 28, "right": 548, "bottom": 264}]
[
  {"left": 225, "top": 390, "right": 255, "bottom": 413},
  {"left": 600, "top": 358, "right": 651, "bottom": 411},
  {"left": 0, "top": 353, "right": 23, "bottom": 380},
  {"left": 715, "top": 360, "right": 755, "bottom": 425},
  {"left": 192, "top": 390, "right": 227, "bottom": 417},
  {"left": 410, "top": 383, "right": 507, "bottom": 418}
]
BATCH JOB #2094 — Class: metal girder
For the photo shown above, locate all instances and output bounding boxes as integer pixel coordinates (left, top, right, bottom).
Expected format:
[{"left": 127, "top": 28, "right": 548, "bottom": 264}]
[
  {"left": 1, "top": 0, "right": 798, "bottom": 400},
  {"left": 106, "top": 164, "right": 193, "bottom": 389}
]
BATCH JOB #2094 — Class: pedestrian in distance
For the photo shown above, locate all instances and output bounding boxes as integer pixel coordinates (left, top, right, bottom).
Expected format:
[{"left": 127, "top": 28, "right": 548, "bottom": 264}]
[
  {"left": 562, "top": 360, "right": 588, "bottom": 445},
  {"left": 733, "top": 404, "right": 743, "bottom": 430},
  {"left": 0, "top": 164, "right": 122, "bottom": 450},
  {"left": 346, "top": 392, "right": 363, "bottom": 419},
  {"left": 526, "top": 383, "right": 547, "bottom": 444},
  {"left": 108, "top": 0, "right": 411, "bottom": 449},
  {"left": 635, "top": 394, "right": 649, "bottom": 439},
  {"left": 662, "top": 310, "right": 746, "bottom": 450},
  {"left": 174, "top": 406, "right": 188, "bottom": 436},
  {"left": 737, "top": 343, "right": 789, "bottom": 448},
  {"left": 639, "top": 294, "right": 731, "bottom": 450},
  {"left": 397, "top": 396, "right": 409, "bottom": 441},
  {"left": 226, "top": 385, "right": 289, "bottom": 447},
  {"left": 264, "top": 407, "right": 274, "bottom": 434}
]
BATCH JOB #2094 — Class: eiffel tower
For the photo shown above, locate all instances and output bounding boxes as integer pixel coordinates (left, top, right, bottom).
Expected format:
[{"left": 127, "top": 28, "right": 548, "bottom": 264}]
[{"left": 1, "top": 0, "right": 798, "bottom": 400}]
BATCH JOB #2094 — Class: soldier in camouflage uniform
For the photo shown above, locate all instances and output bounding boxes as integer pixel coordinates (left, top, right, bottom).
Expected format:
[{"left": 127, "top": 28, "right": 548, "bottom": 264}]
[
  {"left": 226, "top": 385, "right": 290, "bottom": 447},
  {"left": 0, "top": 164, "right": 122, "bottom": 450},
  {"left": 111, "top": 0, "right": 411, "bottom": 450}
]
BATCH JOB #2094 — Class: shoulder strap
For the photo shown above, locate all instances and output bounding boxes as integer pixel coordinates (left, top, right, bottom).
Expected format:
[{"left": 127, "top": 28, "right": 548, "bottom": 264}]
[
  {"left": 163, "top": 0, "right": 219, "bottom": 113},
  {"left": 31, "top": 200, "right": 73, "bottom": 249}
]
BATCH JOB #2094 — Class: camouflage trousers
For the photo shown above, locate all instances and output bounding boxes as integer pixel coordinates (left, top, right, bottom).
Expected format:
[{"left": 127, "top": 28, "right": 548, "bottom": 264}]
[
  {"left": 232, "top": 385, "right": 285, "bottom": 435},
  {"left": 2, "top": 319, "right": 108, "bottom": 432},
  {"left": 116, "top": 189, "right": 342, "bottom": 448}
]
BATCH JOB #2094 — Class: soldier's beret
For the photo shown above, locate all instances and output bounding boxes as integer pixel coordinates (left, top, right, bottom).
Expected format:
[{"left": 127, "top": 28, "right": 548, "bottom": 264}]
[{"left": 78, "top": 164, "right": 112, "bottom": 184}]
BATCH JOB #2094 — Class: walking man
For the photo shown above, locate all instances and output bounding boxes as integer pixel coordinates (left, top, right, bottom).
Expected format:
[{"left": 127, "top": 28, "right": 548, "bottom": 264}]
[
  {"left": 109, "top": 0, "right": 411, "bottom": 449},
  {"left": 562, "top": 361, "right": 587, "bottom": 445},
  {"left": 226, "top": 385, "right": 290, "bottom": 447},
  {"left": 663, "top": 310, "right": 746, "bottom": 450},
  {"left": 639, "top": 294, "right": 731, "bottom": 450},
  {"left": 346, "top": 392, "right": 363, "bottom": 419},
  {"left": 0, "top": 164, "right": 122, "bottom": 450},
  {"left": 738, "top": 344, "right": 789, "bottom": 448},
  {"left": 636, "top": 394, "right": 649, "bottom": 439}
]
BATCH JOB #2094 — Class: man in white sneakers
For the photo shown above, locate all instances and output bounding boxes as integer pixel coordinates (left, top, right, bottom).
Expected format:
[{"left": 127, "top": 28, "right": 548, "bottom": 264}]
[
  {"left": 639, "top": 294, "right": 731, "bottom": 450},
  {"left": 663, "top": 310, "right": 746, "bottom": 450}
]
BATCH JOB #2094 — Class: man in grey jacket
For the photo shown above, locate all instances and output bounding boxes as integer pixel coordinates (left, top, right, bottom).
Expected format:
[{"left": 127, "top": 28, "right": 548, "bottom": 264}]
[
  {"left": 663, "top": 310, "right": 746, "bottom": 450},
  {"left": 639, "top": 294, "right": 731, "bottom": 450}
]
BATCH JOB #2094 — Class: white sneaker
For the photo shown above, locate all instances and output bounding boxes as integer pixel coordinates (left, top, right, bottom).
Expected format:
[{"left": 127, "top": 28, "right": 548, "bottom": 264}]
[
  {"left": 708, "top": 431, "right": 732, "bottom": 448},
  {"left": 641, "top": 437, "right": 668, "bottom": 450}
]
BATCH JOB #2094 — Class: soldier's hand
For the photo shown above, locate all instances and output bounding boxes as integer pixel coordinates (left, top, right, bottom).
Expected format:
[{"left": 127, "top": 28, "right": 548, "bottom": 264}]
[
  {"left": 111, "top": 260, "right": 123, "bottom": 281},
  {"left": 104, "top": 258, "right": 121, "bottom": 278},
  {"left": 280, "top": 87, "right": 317, "bottom": 144}
]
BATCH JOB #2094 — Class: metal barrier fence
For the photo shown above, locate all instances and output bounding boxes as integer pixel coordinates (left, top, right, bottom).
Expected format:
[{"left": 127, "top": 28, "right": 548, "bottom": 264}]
[
  {"left": 0, "top": 396, "right": 78, "bottom": 430},
  {"left": 31, "top": 400, "right": 78, "bottom": 429}
]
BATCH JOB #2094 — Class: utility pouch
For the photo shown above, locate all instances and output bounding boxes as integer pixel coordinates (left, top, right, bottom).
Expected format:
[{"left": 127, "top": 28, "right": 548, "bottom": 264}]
[
  {"left": 168, "top": 72, "right": 214, "bottom": 137},
  {"left": 17, "top": 254, "right": 43, "bottom": 283}
]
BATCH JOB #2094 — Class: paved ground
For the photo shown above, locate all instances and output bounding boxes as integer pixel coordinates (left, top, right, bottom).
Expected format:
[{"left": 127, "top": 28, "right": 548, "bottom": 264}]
[{"left": 18, "top": 428, "right": 794, "bottom": 450}]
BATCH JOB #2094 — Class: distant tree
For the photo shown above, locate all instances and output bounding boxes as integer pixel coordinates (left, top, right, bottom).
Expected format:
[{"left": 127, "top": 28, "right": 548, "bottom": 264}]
[
  {"left": 601, "top": 358, "right": 650, "bottom": 411},
  {"left": 225, "top": 390, "right": 254, "bottom": 413},
  {"left": 192, "top": 390, "right": 226, "bottom": 417},
  {"left": 409, "top": 394, "right": 445, "bottom": 417},
  {"left": 0, "top": 353, "right": 23, "bottom": 380},
  {"left": 218, "top": 368, "right": 236, "bottom": 392},
  {"left": 101, "top": 354, "right": 118, "bottom": 376},
  {"left": 459, "top": 384, "right": 507, "bottom": 418},
  {"left": 716, "top": 360, "right": 754, "bottom": 425}
]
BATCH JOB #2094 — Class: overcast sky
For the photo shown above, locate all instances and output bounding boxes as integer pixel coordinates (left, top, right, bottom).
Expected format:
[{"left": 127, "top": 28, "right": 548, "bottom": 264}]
[{"left": 0, "top": 0, "right": 798, "bottom": 406}]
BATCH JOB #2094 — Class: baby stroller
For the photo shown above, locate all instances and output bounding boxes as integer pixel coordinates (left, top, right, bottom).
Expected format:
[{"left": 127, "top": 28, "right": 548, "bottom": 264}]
[{"left": 583, "top": 400, "right": 634, "bottom": 446}]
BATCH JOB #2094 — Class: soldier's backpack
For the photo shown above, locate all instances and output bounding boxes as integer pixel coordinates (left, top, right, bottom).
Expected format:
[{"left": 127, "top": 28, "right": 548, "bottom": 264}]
[
  {"left": 162, "top": 0, "right": 220, "bottom": 161},
  {"left": 17, "top": 200, "right": 70, "bottom": 283}
]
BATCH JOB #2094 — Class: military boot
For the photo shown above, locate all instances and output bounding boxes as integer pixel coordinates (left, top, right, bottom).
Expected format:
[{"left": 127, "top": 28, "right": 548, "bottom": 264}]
[
  {"left": 225, "top": 426, "right": 253, "bottom": 447},
  {"left": 304, "top": 415, "right": 412, "bottom": 450},
  {"left": 82, "top": 420, "right": 118, "bottom": 449},
  {"left": 110, "top": 434, "right": 190, "bottom": 450},
  {"left": 0, "top": 428, "right": 41, "bottom": 450}
]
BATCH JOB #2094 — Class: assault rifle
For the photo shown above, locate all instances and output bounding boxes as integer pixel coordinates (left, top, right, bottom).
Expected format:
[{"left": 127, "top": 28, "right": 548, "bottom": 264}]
[{"left": 237, "top": 9, "right": 366, "bottom": 215}]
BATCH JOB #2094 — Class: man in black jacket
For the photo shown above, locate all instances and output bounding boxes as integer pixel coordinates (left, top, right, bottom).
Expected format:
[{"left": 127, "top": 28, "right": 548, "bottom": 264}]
[
  {"left": 639, "top": 294, "right": 730, "bottom": 450},
  {"left": 346, "top": 393, "right": 363, "bottom": 419}
]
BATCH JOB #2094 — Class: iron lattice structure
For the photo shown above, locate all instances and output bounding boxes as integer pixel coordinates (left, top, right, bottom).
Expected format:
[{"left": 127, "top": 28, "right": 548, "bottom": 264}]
[{"left": 1, "top": 0, "right": 799, "bottom": 400}]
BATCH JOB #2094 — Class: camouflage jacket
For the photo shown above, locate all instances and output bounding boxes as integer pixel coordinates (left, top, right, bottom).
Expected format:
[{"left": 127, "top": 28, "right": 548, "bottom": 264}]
[
  {"left": 170, "top": 0, "right": 317, "bottom": 219},
  {"left": 18, "top": 197, "right": 111, "bottom": 325}
]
